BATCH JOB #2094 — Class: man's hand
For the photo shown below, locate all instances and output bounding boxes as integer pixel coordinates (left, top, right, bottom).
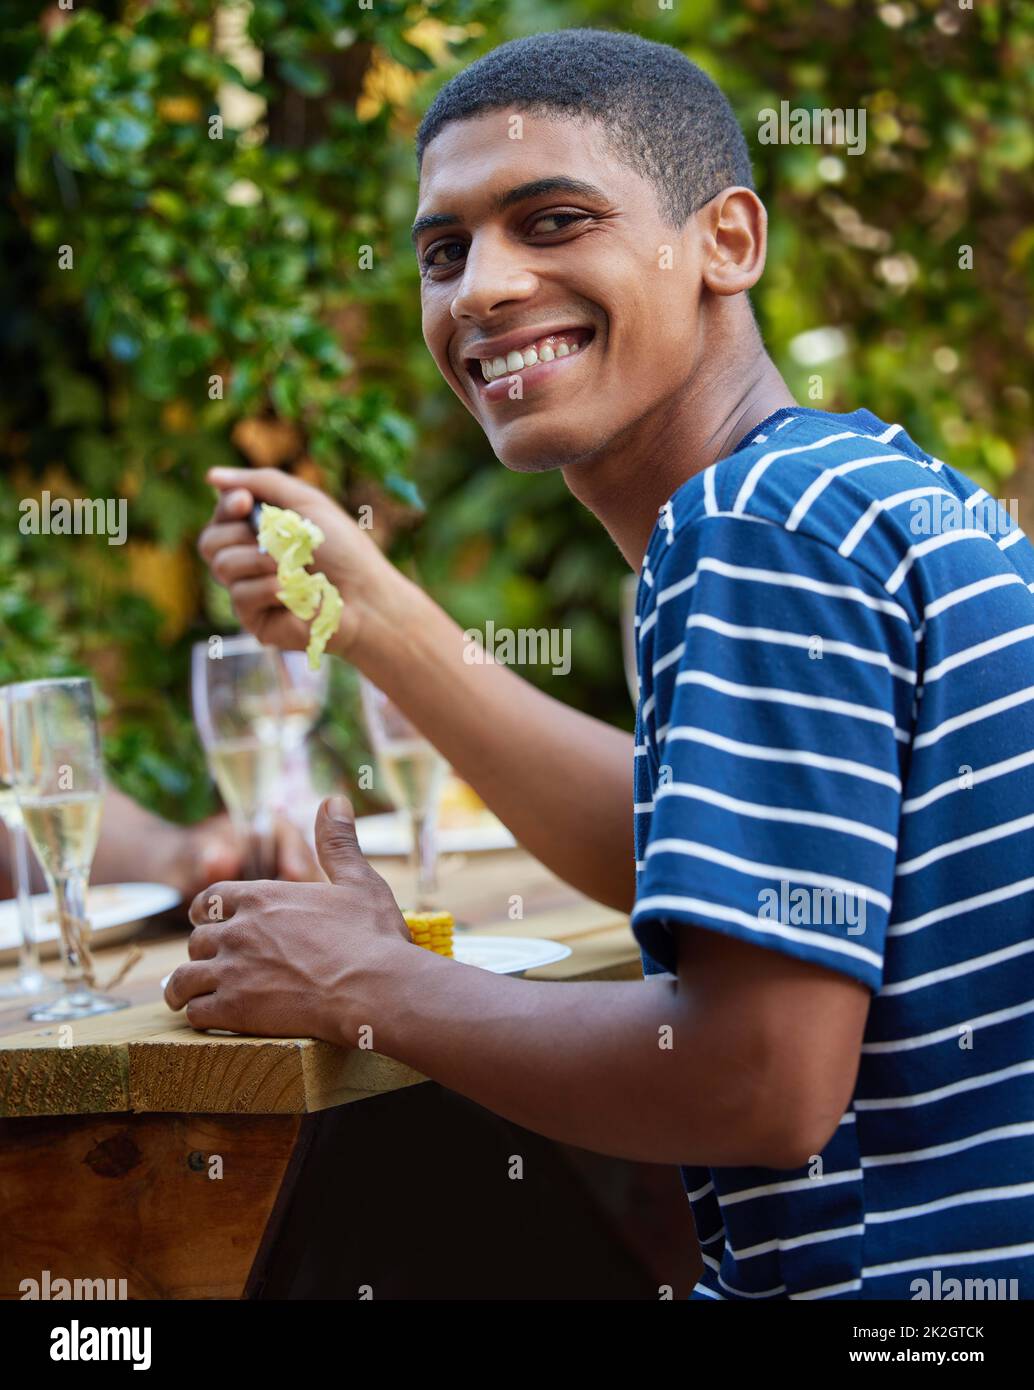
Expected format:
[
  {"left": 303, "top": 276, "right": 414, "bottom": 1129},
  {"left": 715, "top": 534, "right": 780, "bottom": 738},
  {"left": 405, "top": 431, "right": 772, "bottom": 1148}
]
[
  {"left": 85, "top": 785, "right": 320, "bottom": 902},
  {"left": 164, "top": 797, "right": 412, "bottom": 1041},
  {"left": 165, "top": 812, "right": 321, "bottom": 900},
  {"left": 198, "top": 467, "right": 407, "bottom": 660}
]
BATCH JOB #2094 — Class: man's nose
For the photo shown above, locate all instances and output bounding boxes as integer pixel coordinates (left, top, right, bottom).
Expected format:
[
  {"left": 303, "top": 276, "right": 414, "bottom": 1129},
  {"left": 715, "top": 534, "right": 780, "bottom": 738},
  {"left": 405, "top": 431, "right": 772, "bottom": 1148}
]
[{"left": 450, "top": 232, "right": 537, "bottom": 322}]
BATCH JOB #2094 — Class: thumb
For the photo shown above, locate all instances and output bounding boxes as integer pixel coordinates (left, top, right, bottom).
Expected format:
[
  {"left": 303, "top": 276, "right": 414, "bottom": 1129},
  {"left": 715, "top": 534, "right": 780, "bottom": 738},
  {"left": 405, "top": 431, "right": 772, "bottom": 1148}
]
[{"left": 315, "top": 796, "right": 367, "bottom": 885}]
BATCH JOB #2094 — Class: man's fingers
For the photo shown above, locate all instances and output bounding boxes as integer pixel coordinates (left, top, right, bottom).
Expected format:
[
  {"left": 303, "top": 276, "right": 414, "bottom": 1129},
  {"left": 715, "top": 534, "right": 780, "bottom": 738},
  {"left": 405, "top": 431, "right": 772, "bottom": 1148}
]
[
  {"left": 184, "top": 993, "right": 233, "bottom": 1033},
  {"left": 212, "top": 487, "right": 254, "bottom": 524},
  {"left": 198, "top": 519, "right": 256, "bottom": 565},
  {"left": 210, "top": 544, "right": 277, "bottom": 586},
  {"left": 187, "top": 923, "right": 221, "bottom": 961},
  {"left": 188, "top": 881, "right": 241, "bottom": 928},
  {"left": 207, "top": 466, "right": 314, "bottom": 511},
  {"left": 165, "top": 961, "right": 219, "bottom": 1012}
]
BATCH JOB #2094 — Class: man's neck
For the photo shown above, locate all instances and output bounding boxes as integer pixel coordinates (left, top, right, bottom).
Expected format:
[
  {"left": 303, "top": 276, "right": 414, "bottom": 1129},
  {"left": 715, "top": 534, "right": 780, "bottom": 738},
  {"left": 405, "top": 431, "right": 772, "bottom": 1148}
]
[{"left": 562, "top": 339, "right": 797, "bottom": 570}]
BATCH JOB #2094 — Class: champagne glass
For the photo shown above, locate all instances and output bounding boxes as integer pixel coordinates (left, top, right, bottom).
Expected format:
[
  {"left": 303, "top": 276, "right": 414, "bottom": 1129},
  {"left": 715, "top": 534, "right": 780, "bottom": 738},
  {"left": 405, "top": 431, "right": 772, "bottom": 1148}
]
[
  {"left": 359, "top": 677, "right": 447, "bottom": 910},
  {"left": 277, "top": 651, "right": 329, "bottom": 752},
  {"left": 272, "top": 650, "right": 329, "bottom": 846},
  {"left": 192, "top": 636, "right": 284, "bottom": 879},
  {"left": 620, "top": 572, "right": 640, "bottom": 706},
  {"left": 0, "top": 686, "right": 47, "bottom": 1000},
  {"left": 7, "top": 677, "right": 125, "bottom": 1021}
]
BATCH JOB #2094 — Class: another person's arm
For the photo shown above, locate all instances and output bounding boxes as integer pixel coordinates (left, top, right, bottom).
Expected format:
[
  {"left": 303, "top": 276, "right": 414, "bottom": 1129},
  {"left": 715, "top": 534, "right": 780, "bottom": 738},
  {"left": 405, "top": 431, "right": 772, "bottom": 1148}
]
[
  {"left": 90, "top": 785, "right": 318, "bottom": 897},
  {"left": 199, "top": 468, "right": 636, "bottom": 912},
  {"left": 0, "top": 784, "right": 318, "bottom": 902}
]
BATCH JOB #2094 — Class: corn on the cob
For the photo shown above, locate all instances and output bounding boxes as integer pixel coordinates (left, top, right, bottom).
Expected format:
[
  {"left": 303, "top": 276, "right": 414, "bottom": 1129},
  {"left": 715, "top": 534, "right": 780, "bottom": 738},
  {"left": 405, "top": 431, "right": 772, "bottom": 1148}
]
[{"left": 402, "top": 909, "right": 455, "bottom": 958}]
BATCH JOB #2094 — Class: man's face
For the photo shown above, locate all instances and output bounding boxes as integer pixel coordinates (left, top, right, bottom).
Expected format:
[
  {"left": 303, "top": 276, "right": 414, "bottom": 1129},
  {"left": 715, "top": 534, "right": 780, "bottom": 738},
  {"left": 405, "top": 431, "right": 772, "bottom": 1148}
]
[{"left": 415, "top": 109, "right": 704, "bottom": 473}]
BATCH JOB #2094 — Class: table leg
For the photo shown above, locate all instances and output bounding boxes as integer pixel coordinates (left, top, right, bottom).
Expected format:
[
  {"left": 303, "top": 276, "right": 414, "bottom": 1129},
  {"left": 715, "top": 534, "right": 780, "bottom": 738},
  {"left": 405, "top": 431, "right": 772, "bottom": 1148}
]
[{"left": 0, "top": 1113, "right": 301, "bottom": 1300}]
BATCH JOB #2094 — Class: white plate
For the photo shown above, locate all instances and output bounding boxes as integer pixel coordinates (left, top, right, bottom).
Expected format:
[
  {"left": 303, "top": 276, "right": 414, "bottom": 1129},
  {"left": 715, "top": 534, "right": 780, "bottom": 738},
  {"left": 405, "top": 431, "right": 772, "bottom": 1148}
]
[
  {"left": 356, "top": 811, "right": 516, "bottom": 857},
  {"left": 160, "top": 934, "right": 571, "bottom": 1001},
  {"left": 453, "top": 934, "right": 571, "bottom": 975},
  {"left": 0, "top": 882, "right": 182, "bottom": 965}
]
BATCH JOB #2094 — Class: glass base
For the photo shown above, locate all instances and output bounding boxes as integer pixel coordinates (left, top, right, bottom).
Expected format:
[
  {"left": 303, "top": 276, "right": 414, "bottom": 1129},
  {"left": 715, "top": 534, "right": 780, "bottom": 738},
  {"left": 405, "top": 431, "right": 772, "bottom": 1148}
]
[
  {"left": 28, "top": 988, "right": 131, "bottom": 1022},
  {"left": 0, "top": 969, "right": 50, "bottom": 1000}
]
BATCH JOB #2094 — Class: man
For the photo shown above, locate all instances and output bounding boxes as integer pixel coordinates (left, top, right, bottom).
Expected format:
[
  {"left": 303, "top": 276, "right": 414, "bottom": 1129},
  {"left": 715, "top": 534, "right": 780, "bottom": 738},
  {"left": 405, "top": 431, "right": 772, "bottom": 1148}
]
[{"left": 170, "top": 30, "right": 1034, "bottom": 1299}]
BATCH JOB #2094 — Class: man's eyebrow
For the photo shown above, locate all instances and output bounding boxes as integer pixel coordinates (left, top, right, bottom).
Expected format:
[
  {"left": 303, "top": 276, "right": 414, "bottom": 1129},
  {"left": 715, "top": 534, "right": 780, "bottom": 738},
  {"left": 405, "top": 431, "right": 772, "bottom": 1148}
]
[{"left": 411, "top": 177, "right": 609, "bottom": 244}]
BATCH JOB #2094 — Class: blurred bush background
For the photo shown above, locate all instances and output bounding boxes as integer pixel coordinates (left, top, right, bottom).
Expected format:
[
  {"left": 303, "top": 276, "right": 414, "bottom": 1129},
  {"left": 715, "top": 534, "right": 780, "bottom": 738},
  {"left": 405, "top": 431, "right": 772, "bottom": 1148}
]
[{"left": 1, "top": 0, "right": 1032, "bottom": 821}]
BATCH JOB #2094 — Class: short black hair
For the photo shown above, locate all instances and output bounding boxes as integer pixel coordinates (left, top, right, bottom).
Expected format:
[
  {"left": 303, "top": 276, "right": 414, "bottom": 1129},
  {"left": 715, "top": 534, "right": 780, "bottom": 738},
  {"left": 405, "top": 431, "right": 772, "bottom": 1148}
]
[{"left": 416, "top": 28, "right": 754, "bottom": 228}]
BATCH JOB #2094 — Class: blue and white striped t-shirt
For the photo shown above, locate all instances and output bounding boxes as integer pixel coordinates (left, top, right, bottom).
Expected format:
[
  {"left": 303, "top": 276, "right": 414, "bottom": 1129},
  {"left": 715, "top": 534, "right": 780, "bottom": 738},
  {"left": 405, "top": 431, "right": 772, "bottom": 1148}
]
[{"left": 631, "top": 405, "right": 1034, "bottom": 1301}]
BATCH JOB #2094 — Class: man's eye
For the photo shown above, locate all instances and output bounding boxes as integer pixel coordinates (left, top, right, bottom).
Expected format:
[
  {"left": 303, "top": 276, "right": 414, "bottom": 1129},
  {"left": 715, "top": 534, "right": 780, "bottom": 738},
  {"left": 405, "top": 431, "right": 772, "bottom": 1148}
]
[
  {"left": 529, "top": 211, "right": 584, "bottom": 234},
  {"left": 424, "top": 240, "right": 466, "bottom": 270}
]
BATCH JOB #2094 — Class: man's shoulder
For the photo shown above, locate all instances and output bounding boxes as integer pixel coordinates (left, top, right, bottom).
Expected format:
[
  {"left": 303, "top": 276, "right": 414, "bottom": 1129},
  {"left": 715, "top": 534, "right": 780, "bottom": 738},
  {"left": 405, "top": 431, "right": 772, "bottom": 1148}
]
[
  {"left": 702, "top": 406, "right": 938, "bottom": 530},
  {"left": 646, "top": 406, "right": 969, "bottom": 610}
]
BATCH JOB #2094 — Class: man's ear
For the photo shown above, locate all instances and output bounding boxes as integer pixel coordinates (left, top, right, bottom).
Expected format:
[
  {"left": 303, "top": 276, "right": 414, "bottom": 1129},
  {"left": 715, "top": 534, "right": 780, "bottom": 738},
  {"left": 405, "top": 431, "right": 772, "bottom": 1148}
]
[{"left": 698, "top": 186, "right": 768, "bottom": 297}]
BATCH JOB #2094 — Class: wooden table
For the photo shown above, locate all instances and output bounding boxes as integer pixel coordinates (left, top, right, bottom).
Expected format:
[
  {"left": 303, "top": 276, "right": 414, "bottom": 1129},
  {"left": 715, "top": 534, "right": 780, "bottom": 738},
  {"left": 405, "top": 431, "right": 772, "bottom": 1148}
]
[{"left": 0, "top": 847, "right": 641, "bottom": 1299}]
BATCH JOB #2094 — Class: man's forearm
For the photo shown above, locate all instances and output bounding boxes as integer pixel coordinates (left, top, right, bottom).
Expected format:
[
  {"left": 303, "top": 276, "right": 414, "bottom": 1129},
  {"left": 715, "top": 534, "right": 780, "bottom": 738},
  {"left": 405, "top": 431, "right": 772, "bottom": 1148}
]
[
  {"left": 356, "top": 942, "right": 781, "bottom": 1167},
  {"left": 349, "top": 578, "right": 636, "bottom": 912}
]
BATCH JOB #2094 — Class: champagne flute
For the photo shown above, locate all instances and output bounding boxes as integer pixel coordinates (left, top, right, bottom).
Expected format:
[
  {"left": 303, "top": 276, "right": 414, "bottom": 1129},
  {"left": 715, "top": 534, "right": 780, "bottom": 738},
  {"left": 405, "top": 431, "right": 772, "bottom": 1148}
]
[
  {"left": 7, "top": 677, "right": 125, "bottom": 1021},
  {"left": 272, "top": 651, "right": 329, "bottom": 846},
  {"left": 359, "top": 677, "right": 447, "bottom": 910},
  {"left": 0, "top": 686, "right": 48, "bottom": 1000},
  {"left": 277, "top": 651, "right": 329, "bottom": 752},
  {"left": 192, "top": 636, "right": 284, "bottom": 879}
]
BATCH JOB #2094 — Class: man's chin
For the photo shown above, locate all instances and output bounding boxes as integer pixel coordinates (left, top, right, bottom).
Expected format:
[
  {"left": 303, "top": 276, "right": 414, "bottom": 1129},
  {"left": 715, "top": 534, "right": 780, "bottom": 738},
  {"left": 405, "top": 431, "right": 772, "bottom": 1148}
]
[{"left": 487, "top": 420, "right": 604, "bottom": 474}]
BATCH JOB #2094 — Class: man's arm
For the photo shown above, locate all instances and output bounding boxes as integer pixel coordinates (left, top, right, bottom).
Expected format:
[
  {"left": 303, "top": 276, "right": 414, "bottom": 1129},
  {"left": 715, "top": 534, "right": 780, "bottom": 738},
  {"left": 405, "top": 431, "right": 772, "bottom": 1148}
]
[
  {"left": 200, "top": 469, "right": 636, "bottom": 912},
  {"left": 362, "top": 913, "right": 868, "bottom": 1167},
  {"left": 360, "top": 580, "right": 636, "bottom": 913},
  {"left": 168, "top": 801, "right": 870, "bottom": 1169}
]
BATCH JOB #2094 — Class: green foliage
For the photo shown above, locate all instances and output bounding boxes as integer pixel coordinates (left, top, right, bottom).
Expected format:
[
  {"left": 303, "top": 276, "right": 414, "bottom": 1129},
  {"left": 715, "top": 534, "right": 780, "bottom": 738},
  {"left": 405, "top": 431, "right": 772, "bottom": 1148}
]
[
  {"left": 0, "top": 0, "right": 493, "bottom": 815},
  {"left": 2, "top": 0, "right": 1032, "bottom": 817}
]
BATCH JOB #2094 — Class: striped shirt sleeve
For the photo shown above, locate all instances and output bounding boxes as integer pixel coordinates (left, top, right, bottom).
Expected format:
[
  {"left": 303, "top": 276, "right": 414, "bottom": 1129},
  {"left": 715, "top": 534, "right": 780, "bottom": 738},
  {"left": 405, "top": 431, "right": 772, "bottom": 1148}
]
[{"left": 633, "top": 515, "right": 916, "bottom": 992}]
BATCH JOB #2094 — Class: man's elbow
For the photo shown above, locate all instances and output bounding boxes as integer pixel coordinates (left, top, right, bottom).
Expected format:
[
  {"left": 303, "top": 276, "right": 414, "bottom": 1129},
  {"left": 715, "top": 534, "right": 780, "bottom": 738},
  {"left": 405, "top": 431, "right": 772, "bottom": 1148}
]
[
  {"left": 711, "top": 1045, "right": 851, "bottom": 1170},
  {"left": 749, "top": 1088, "right": 848, "bottom": 1171},
  {"left": 753, "top": 1120, "right": 837, "bottom": 1172}
]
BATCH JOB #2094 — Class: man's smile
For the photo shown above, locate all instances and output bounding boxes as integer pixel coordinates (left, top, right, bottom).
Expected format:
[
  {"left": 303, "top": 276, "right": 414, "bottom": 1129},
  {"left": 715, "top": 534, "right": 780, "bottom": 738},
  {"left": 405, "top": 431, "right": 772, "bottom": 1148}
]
[{"left": 462, "top": 325, "right": 597, "bottom": 403}]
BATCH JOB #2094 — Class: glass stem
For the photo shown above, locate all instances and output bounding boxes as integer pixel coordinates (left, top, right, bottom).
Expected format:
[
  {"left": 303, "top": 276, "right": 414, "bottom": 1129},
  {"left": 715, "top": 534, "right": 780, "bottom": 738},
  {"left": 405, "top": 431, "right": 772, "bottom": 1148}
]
[
  {"left": 11, "top": 821, "right": 42, "bottom": 987},
  {"left": 244, "top": 816, "right": 276, "bottom": 880},
  {"left": 53, "top": 870, "right": 89, "bottom": 994},
  {"left": 411, "top": 810, "right": 438, "bottom": 910}
]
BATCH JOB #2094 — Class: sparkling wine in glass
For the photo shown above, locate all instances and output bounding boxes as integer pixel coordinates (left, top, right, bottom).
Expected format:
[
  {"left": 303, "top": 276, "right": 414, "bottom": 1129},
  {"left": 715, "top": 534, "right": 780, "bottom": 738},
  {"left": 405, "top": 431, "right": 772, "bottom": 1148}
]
[
  {"left": 192, "top": 636, "right": 284, "bottom": 879},
  {"left": 277, "top": 651, "right": 329, "bottom": 752},
  {"left": 8, "top": 677, "right": 125, "bottom": 1021},
  {"left": 0, "top": 687, "right": 47, "bottom": 1000},
  {"left": 359, "top": 677, "right": 447, "bottom": 910}
]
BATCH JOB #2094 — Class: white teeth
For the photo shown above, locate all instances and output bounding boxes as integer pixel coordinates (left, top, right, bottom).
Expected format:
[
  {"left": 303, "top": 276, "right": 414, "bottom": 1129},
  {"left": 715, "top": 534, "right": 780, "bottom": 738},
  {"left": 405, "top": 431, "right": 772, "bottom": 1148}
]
[{"left": 478, "top": 334, "right": 589, "bottom": 380}]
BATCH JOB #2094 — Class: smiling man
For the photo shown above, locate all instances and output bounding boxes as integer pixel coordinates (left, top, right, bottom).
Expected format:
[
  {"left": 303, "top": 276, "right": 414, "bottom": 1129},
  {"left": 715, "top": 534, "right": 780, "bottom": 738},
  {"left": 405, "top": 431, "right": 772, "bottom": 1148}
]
[{"left": 175, "top": 29, "right": 1034, "bottom": 1300}]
